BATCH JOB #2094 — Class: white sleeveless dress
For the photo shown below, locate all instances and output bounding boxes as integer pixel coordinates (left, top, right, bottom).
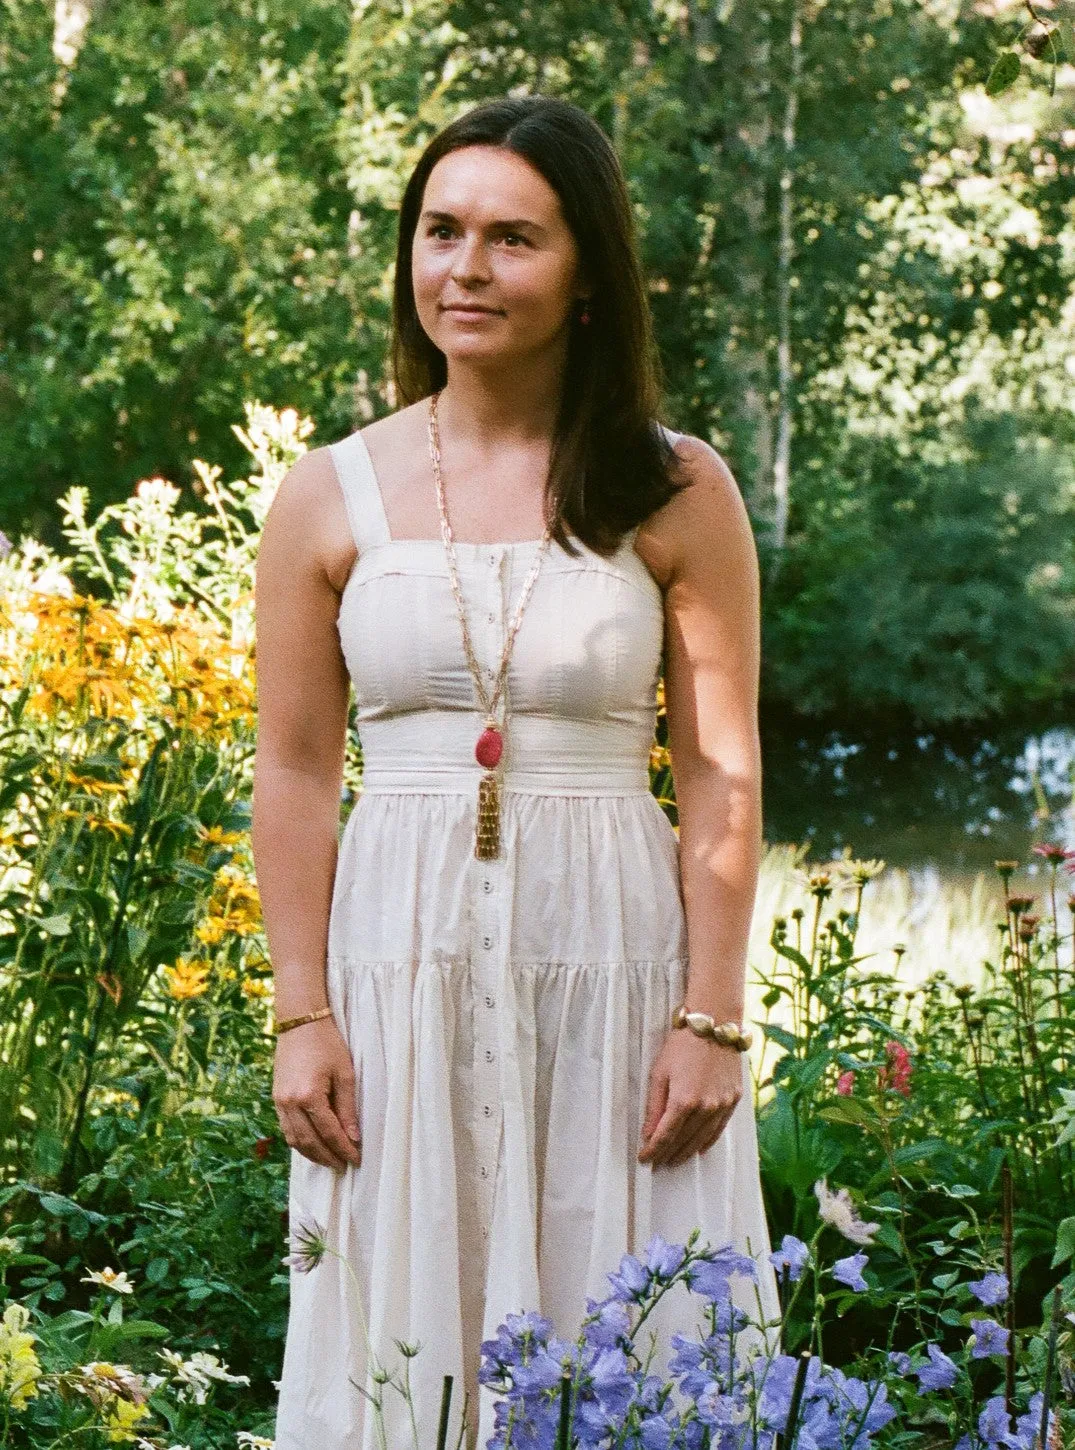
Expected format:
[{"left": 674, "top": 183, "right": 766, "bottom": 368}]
[{"left": 273, "top": 427, "right": 779, "bottom": 1450}]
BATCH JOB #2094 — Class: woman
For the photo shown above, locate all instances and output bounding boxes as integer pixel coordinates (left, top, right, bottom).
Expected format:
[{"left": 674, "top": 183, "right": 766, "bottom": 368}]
[{"left": 254, "top": 94, "right": 778, "bottom": 1450}]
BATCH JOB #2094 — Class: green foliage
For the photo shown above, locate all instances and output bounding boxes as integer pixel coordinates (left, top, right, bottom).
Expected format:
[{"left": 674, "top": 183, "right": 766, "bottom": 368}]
[
  {"left": 753, "top": 845, "right": 1075, "bottom": 1365},
  {"left": 2, "top": 0, "right": 1073, "bottom": 721},
  {"left": 762, "top": 405, "right": 1075, "bottom": 722}
]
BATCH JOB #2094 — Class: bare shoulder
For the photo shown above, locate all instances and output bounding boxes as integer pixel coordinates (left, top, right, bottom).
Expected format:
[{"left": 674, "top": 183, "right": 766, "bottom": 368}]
[
  {"left": 259, "top": 443, "right": 352, "bottom": 592},
  {"left": 634, "top": 433, "right": 757, "bottom": 594}
]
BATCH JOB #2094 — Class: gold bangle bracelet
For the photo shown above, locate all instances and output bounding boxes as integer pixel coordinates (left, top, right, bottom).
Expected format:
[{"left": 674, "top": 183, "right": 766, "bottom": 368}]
[
  {"left": 274, "top": 1006, "right": 333, "bottom": 1036},
  {"left": 671, "top": 1003, "right": 753, "bottom": 1053}
]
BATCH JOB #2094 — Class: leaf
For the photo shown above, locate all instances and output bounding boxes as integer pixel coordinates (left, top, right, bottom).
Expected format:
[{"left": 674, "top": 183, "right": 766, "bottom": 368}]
[
  {"left": 762, "top": 1024, "right": 799, "bottom": 1053},
  {"left": 126, "top": 923, "right": 150, "bottom": 960},
  {"left": 772, "top": 941, "right": 813, "bottom": 975},
  {"left": 874, "top": 1222, "right": 903, "bottom": 1255},
  {"left": 818, "top": 1099, "right": 877, "bottom": 1128},
  {"left": 107, "top": 1319, "right": 170, "bottom": 1341},
  {"left": 891, "top": 1138, "right": 949, "bottom": 1167},
  {"left": 1051, "top": 1216, "right": 1075, "bottom": 1269},
  {"left": 145, "top": 1256, "right": 170, "bottom": 1284},
  {"left": 986, "top": 50, "right": 1021, "bottom": 96},
  {"left": 942, "top": 1184, "right": 980, "bottom": 1200}
]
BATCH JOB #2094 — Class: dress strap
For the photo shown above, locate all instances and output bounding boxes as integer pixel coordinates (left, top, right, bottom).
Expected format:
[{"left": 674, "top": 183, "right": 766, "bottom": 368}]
[{"left": 328, "top": 430, "right": 393, "bottom": 552}]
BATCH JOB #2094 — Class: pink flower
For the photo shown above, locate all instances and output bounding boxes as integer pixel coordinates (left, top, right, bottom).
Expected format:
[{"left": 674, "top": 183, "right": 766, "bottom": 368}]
[
  {"left": 836, "top": 1071, "right": 856, "bottom": 1096},
  {"left": 879, "top": 1040, "right": 912, "bottom": 1097},
  {"left": 1031, "top": 843, "right": 1075, "bottom": 865}
]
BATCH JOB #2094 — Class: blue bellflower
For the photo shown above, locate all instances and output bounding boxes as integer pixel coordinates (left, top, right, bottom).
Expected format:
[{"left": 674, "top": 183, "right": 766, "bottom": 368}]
[
  {"left": 970, "top": 1319, "right": 1010, "bottom": 1359},
  {"left": 831, "top": 1252, "right": 869, "bottom": 1293},
  {"left": 915, "top": 1343, "right": 959, "bottom": 1392},
  {"left": 685, "top": 1244, "right": 758, "bottom": 1301},
  {"left": 606, "top": 1251, "right": 651, "bottom": 1303},
  {"left": 644, "top": 1235, "right": 687, "bottom": 1279},
  {"left": 968, "top": 1272, "right": 1009, "bottom": 1307},
  {"left": 769, "top": 1234, "right": 811, "bottom": 1282}
]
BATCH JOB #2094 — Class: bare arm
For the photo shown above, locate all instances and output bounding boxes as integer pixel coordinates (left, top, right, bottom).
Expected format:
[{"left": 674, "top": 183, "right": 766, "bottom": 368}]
[
  {"left": 253, "top": 445, "right": 361, "bottom": 1172},
  {"left": 637, "top": 436, "right": 762, "bottom": 1169},
  {"left": 660, "top": 439, "right": 762, "bottom": 1024}
]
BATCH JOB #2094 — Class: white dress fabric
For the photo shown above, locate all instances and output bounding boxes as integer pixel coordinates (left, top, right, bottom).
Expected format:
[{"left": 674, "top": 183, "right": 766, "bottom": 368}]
[{"left": 273, "top": 427, "right": 779, "bottom": 1450}]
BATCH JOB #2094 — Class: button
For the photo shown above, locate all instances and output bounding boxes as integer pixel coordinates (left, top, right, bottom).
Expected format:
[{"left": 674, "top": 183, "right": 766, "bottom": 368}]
[
  {"left": 482, "top": 934, "right": 492, "bottom": 949},
  {"left": 485, "top": 1049, "right": 494, "bottom": 1062},
  {"left": 484, "top": 993, "right": 495, "bottom": 1008},
  {"left": 482, "top": 879, "right": 493, "bottom": 893},
  {"left": 482, "top": 1227, "right": 488, "bottom": 1239},
  {"left": 483, "top": 1104, "right": 492, "bottom": 1116},
  {"left": 488, "top": 612, "right": 496, "bottom": 623},
  {"left": 480, "top": 1166, "right": 488, "bottom": 1178}
]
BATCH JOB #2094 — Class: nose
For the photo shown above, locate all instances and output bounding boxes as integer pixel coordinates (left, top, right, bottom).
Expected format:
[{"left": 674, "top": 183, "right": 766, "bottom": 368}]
[{"left": 451, "top": 232, "right": 491, "bottom": 287}]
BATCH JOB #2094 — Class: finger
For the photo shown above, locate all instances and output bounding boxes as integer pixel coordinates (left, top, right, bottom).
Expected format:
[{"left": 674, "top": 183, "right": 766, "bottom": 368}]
[
  {"left": 666, "top": 1108, "right": 732, "bottom": 1169},
  {"left": 278, "top": 1105, "right": 345, "bottom": 1170},
  {"left": 304, "top": 1097, "right": 362, "bottom": 1171},
  {"left": 639, "top": 1067, "right": 669, "bottom": 1152},
  {"left": 640, "top": 1103, "right": 705, "bottom": 1168},
  {"left": 329, "top": 1072, "right": 362, "bottom": 1166}
]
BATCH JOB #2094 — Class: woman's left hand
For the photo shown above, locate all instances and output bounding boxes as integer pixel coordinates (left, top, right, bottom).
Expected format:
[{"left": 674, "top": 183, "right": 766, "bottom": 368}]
[{"left": 637, "top": 1028, "right": 744, "bottom": 1169}]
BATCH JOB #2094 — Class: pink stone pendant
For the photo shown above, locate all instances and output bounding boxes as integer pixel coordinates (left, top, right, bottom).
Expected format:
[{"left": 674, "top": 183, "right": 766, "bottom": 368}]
[{"left": 475, "top": 726, "right": 503, "bottom": 769}]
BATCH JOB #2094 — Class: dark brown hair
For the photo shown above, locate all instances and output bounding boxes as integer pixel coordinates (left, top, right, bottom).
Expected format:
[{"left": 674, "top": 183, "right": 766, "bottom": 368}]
[{"left": 391, "top": 94, "right": 689, "bottom": 558}]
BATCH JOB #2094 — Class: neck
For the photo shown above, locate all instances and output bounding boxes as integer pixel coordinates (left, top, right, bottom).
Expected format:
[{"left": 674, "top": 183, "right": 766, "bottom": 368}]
[{"left": 436, "top": 353, "right": 566, "bottom": 448}]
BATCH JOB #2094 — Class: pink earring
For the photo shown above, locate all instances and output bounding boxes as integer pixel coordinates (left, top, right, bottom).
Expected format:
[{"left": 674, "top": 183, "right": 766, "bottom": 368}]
[{"left": 579, "top": 302, "right": 591, "bottom": 325}]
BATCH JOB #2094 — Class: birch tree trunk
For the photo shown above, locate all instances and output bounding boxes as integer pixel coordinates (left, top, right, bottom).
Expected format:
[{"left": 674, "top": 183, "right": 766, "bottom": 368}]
[
  {"left": 686, "top": 0, "right": 777, "bottom": 526},
  {"left": 52, "top": 0, "right": 97, "bottom": 102},
  {"left": 730, "top": 1, "right": 775, "bottom": 522},
  {"left": 771, "top": 0, "right": 803, "bottom": 567}
]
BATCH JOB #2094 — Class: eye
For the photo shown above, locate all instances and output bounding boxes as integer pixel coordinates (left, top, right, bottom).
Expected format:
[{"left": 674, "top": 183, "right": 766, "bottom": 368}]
[
  {"left": 502, "top": 232, "right": 528, "bottom": 247},
  {"left": 427, "top": 223, "right": 454, "bottom": 240}
]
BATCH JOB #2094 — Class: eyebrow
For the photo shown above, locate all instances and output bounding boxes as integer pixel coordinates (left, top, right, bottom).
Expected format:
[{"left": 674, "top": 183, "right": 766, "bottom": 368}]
[{"left": 419, "top": 209, "right": 547, "bottom": 236}]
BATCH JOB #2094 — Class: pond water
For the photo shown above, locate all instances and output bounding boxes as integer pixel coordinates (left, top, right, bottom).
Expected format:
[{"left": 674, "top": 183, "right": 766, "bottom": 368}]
[{"left": 759, "top": 709, "right": 1075, "bottom": 888}]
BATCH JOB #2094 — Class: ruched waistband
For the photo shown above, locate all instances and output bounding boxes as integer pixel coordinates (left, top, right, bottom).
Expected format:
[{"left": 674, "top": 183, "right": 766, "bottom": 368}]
[
  {"left": 358, "top": 761, "right": 651, "bottom": 796},
  {"left": 353, "top": 712, "right": 656, "bottom": 796}
]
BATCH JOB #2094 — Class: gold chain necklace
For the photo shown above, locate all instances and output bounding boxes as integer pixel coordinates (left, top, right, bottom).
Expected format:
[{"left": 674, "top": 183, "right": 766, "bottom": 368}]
[{"left": 428, "top": 390, "right": 555, "bottom": 859}]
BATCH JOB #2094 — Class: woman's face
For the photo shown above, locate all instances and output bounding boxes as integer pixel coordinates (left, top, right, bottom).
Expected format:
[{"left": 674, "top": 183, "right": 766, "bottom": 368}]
[{"left": 411, "top": 144, "right": 590, "bottom": 370}]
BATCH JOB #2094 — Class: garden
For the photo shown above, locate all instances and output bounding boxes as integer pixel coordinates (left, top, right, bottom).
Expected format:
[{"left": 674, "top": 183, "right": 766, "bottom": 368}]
[
  {"left": 3, "top": 0, "right": 1075, "bottom": 1442},
  {"left": 0, "top": 409, "right": 1071, "bottom": 1447}
]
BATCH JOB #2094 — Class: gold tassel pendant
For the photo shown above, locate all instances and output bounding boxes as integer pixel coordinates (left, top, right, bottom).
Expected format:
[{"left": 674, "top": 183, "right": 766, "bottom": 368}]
[{"left": 475, "top": 770, "right": 501, "bottom": 860}]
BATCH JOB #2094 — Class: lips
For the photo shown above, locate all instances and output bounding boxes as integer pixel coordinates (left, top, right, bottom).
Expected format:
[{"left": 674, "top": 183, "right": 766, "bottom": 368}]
[{"left": 442, "top": 304, "right": 500, "bottom": 315}]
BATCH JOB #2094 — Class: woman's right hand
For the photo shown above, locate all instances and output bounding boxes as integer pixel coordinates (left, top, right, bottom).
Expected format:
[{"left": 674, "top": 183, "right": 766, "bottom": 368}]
[{"left": 272, "top": 1015, "right": 362, "bottom": 1172}]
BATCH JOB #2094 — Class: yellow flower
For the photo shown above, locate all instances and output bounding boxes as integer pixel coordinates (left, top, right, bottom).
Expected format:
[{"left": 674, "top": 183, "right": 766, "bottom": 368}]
[
  {"left": 63, "top": 771, "right": 127, "bottom": 797},
  {"left": 0, "top": 1302, "right": 42, "bottom": 1411},
  {"left": 81, "top": 1268, "right": 135, "bottom": 1295},
  {"left": 102, "top": 1393, "right": 150, "bottom": 1442},
  {"left": 241, "top": 977, "right": 273, "bottom": 999},
  {"left": 197, "top": 825, "right": 244, "bottom": 847},
  {"left": 648, "top": 741, "right": 671, "bottom": 772},
  {"left": 163, "top": 960, "right": 212, "bottom": 1001},
  {"left": 194, "top": 917, "right": 228, "bottom": 947}
]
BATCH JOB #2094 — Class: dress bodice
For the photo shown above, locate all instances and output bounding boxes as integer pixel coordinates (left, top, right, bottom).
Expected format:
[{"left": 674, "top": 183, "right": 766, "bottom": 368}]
[{"left": 328, "top": 429, "right": 671, "bottom": 792}]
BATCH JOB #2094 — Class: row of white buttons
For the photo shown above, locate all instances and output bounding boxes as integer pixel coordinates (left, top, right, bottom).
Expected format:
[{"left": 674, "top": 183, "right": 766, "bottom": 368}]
[{"left": 478, "top": 561, "right": 502, "bottom": 1246}]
